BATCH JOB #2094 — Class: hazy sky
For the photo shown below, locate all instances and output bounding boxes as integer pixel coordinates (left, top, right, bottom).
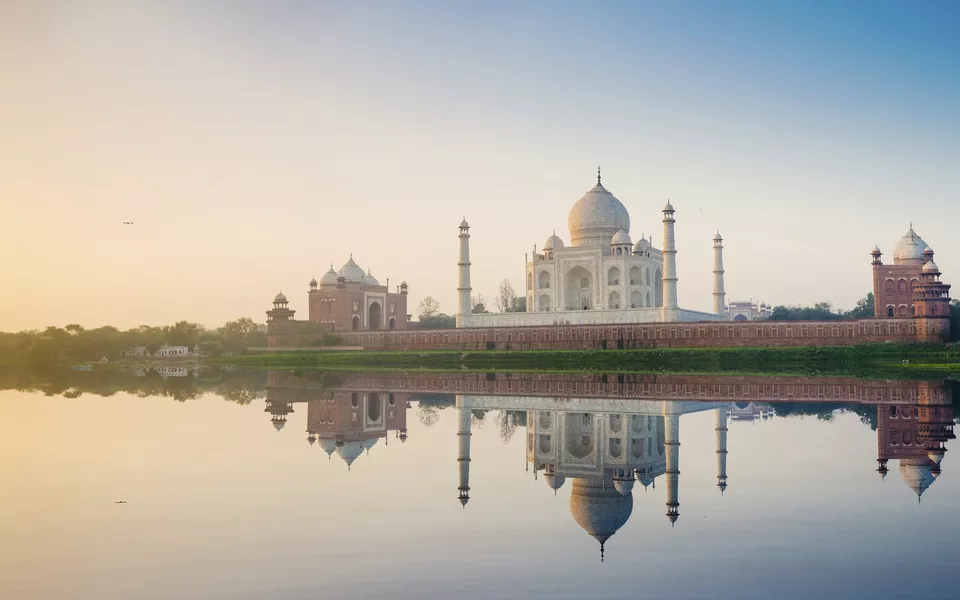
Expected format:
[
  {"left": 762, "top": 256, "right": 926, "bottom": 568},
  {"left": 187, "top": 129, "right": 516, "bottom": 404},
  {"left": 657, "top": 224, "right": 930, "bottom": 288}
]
[{"left": 2, "top": 1, "right": 958, "bottom": 330}]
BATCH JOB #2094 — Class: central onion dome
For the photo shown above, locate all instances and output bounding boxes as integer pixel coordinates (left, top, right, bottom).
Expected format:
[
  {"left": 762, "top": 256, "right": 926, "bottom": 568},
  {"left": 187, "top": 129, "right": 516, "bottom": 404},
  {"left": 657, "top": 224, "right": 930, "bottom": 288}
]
[
  {"left": 893, "top": 226, "right": 929, "bottom": 265},
  {"left": 569, "top": 476, "right": 633, "bottom": 556},
  {"left": 568, "top": 174, "right": 630, "bottom": 248},
  {"left": 339, "top": 255, "right": 365, "bottom": 282}
]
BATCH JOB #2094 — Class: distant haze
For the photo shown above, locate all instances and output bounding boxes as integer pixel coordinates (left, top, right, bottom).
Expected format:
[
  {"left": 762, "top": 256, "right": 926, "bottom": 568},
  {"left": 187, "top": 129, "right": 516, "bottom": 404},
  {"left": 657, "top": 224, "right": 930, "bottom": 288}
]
[{"left": 2, "top": 1, "right": 958, "bottom": 330}]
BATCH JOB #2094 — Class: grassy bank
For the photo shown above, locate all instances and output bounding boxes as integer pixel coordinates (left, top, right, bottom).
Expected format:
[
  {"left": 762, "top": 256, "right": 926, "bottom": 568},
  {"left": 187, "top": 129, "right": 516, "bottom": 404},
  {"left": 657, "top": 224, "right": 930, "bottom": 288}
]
[{"left": 209, "top": 344, "right": 960, "bottom": 379}]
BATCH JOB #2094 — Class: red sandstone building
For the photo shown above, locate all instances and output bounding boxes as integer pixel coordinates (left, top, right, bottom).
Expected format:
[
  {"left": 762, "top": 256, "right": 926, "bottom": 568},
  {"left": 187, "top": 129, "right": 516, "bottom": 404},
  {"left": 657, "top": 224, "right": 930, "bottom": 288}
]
[
  {"left": 266, "top": 255, "right": 410, "bottom": 347},
  {"left": 871, "top": 226, "right": 951, "bottom": 321}
]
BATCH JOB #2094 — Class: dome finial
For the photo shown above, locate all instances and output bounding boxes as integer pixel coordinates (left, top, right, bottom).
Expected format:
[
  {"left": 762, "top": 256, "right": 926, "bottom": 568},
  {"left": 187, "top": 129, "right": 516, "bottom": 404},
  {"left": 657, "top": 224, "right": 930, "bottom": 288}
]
[
  {"left": 597, "top": 166, "right": 601, "bottom": 185},
  {"left": 600, "top": 541, "right": 605, "bottom": 563}
]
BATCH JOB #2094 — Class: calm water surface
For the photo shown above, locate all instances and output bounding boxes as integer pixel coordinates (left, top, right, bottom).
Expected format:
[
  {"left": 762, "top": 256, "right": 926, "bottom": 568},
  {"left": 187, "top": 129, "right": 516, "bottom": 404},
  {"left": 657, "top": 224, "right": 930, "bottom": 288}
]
[{"left": 1, "top": 370, "right": 957, "bottom": 600}]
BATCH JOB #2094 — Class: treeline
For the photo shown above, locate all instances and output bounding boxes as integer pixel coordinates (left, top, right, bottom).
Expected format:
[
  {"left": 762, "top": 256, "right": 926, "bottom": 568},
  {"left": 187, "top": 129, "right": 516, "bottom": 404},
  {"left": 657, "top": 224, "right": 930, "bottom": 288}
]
[{"left": 0, "top": 318, "right": 266, "bottom": 366}]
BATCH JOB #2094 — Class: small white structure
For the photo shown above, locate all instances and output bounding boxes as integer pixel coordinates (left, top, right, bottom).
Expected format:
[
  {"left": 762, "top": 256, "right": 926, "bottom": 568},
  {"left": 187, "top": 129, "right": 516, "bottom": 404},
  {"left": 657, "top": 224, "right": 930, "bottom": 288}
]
[
  {"left": 154, "top": 344, "right": 191, "bottom": 357},
  {"left": 725, "top": 300, "right": 772, "bottom": 322}
]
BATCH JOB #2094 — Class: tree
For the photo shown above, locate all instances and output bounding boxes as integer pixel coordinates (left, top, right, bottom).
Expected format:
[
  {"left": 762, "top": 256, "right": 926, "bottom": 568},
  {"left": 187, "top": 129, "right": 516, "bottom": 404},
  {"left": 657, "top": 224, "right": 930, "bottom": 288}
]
[
  {"left": 418, "top": 313, "right": 456, "bottom": 329},
  {"left": 496, "top": 279, "right": 517, "bottom": 313},
  {"left": 845, "top": 293, "right": 874, "bottom": 319},
  {"left": 950, "top": 300, "right": 960, "bottom": 342},
  {"left": 768, "top": 302, "right": 844, "bottom": 321},
  {"left": 417, "top": 296, "right": 440, "bottom": 319},
  {"left": 471, "top": 294, "right": 488, "bottom": 314},
  {"left": 509, "top": 296, "right": 527, "bottom": 313}
]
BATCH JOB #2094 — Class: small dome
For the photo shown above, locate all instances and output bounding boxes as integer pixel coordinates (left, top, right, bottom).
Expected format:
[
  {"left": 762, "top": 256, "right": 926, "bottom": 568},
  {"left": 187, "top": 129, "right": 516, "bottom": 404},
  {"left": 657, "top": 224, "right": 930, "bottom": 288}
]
[
  {"left": 611, "top": 229, "right": 632, "bottom": 246},
  {"left": 892, "top": 226, "right": 929, "bottom": 263},
  {"left": 272, "top": 419, "right": 285, "bottom": 431},
  {"left": 614, "top": 479, "right": 635, "bottom": 495},
  {"left": 714, "top": 231, "right": 723, "bottom": 242},
  {"left": 633, "top": 236, "right": 651, "bottom": 253},
  {"left": 309, "top": 277, "right": 318, "bottom": 287},
  {"left": 899, "top": 458, "right": 937, "bottom": 499},
  {"left": 400, "top": 280, "right": 408, "bottom": 288},
  {"left": 545, "top": 474, "right": 566, "bottom": 491},
  {"left": 307, "top": 435, "right": 316, "bottom": 445},
  {"left": 318, "top": 438, "right": 338, "bottom": 456},
  {"left": 568, "top": 179, "right": 630, "bottom": 247},
  {"left": 339, "top": 256, "right": 365, "bottom": 282},
  {"left": 337, "top": 441, "right": 364, "bottom": 466},
  {"left": 459, "top": 218, "right": 470, "bottom": 228},
  {"left": 363, "top": 269, "right": 380, "bottom": 286},
  {"left": 663, "top": 200, "right": 675, "bottom": 212},
  {"left": 872, "top": 245, "right": 882, "bottom": 254},
  {"left": 273, "top": 292, "right": 287, "bottom": 304},
  {"left": 544, "top": 233, "right": 565, "bottom": 251},
  {"left": 319, "top": 265, "right": 339, "bottom": 286},
  {"left": 922, "top": 260, "right": 939, "bottom": 273}
]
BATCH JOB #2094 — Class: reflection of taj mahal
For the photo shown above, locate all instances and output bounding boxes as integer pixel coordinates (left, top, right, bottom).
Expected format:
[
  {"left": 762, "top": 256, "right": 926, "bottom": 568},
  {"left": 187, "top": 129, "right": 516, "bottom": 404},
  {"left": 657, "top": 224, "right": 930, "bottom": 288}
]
[{"left": 456, "top": 170, "right": 724, "bottom": 327}]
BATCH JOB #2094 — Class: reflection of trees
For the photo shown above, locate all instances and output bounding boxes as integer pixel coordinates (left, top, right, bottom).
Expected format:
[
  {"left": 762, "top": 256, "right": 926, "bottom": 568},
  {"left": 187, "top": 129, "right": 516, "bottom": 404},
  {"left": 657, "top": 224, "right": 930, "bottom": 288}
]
[
  {"left": 418, "top": 404, "right": 440, "bottom": 427},
  {"left": 773, "top": 403, "right": 877, "bottom": 429},
  {"left": 497, "top": 410, "right": 526, "bottom": 444}
]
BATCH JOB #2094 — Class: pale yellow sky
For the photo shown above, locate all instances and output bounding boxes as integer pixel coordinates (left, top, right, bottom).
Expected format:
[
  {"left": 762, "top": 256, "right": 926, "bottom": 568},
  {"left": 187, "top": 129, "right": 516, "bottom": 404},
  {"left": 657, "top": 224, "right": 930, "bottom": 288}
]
[{"left": 2, "top": 2, "right": 958, "bottom": 331}]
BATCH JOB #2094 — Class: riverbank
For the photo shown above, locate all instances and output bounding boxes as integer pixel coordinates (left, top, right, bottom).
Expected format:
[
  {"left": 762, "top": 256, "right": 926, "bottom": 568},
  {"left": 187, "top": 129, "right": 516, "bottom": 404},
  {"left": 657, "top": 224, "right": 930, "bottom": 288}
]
[{"left": 209, "top": 344, "right": 960, "bottom": 379}]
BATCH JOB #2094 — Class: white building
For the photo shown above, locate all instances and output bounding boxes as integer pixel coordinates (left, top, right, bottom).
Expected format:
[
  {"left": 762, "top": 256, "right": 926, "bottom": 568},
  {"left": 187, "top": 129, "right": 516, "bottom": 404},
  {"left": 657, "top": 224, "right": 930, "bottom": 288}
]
[
  {"left": 456, "top": 170, "right": 723, "bottom": 327},
  {"left": 154, "top": 344, "right": 191, "bottom": 357},
  {"left": 726, "top": 300, "right": 773, "bottom": 321}
]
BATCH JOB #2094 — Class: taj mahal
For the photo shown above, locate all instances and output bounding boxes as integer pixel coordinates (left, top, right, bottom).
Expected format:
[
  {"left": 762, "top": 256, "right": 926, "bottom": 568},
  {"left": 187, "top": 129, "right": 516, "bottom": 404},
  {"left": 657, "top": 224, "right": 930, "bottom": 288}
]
[{"left": 456, "top": 169, "right": 726, "bottom": 328}]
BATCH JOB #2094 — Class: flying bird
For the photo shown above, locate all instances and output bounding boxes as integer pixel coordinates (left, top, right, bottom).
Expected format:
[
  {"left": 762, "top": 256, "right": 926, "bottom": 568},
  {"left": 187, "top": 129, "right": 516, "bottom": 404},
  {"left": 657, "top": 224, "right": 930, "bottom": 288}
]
[{"left": 122, "top": 221, "right": 134, "bottom": 225}]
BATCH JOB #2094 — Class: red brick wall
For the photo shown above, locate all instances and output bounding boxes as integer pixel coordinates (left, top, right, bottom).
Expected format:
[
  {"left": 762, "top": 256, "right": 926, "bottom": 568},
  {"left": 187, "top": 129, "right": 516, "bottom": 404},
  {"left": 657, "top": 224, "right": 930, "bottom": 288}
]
[{"left": 874, "top": 264, "right": 922, "bottom": 318}]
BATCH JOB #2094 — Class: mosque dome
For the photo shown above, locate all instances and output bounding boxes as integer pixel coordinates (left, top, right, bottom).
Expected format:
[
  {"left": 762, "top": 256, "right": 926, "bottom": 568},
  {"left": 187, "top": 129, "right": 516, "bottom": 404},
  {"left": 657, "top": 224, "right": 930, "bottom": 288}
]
[
  {"left": 307, "top": 434, "right": 316, "bottom": 445},
  {"left": 337, "top": 441, "right": 364, "bottom": 467},
  {"left": 363, "top": 270, "right": 380, "bottom": 286},
  {"left": 272, "top": 418, "right": 286, "bottom": 431},
  {"left": 922, "top": 260, "right": 939, "bottom": 273},
  {"left": 545, "top": 474, "right": 566, "bottom": 491},
  {"left": 569, "top": 477, "right": 633, "bottom": 547},
  {"left": 273, "top": 292, "right": 287, "bottom": 304},
  {"left": 899, "top": 458, "right": 937, "bottom": 499},
  {"left": 568, "top": 178, "right": 630, "bottom": 247},
  {"left": 309, "top": 277, "right": 318, "bottom": 287},
  {"left": 544, "top": 233, "right": 565, "bottom": 251},
  {"left": 663, "top": 200, "right": 675, "bottom": 212},
  {"left": 362, "top": 438, "right": 379, "bottom": 450},
  {"left": 319, "top": 265, "right": 339, "bottom": 286},
  {"left": 318, "top": 438, "right": 338, "bottom": 456},
  {"left": 611, "top": 229, "right": 632, "bottom": 246},
  {"left": 893, "top": 227, "right": 929, "bottom": 263},
  {"left": 339, "top": 256, "right": 365, "bottom": 282},
  {"left": 633, "top": 236, "right": 651, "bottom": 253}
]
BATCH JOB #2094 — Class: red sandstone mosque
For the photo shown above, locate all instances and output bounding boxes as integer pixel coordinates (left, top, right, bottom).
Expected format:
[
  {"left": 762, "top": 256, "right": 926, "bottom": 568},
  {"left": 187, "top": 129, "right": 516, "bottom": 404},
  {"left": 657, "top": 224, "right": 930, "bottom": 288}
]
[
  {"left": 266, "top": 255, "right": 410, "bottom": 346},
  {"left": 871, "top": 225, "right": 951, "bottom": 321}
]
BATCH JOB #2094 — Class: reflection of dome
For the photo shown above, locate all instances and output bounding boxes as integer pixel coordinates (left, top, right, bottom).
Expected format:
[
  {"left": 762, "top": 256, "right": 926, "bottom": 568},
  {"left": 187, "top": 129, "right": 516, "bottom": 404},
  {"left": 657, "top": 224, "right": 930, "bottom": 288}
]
[
  {"left": 362, "top": 438, "right": 379, "bottom": 450},
  {"left": 545, "top": 474, "right": 566, "bottom": 491},
  {"left": 636, "top": 471, "right": 656, "bottom": 489},
  {"left": 568, "top": 180, "right": 630, "bottom": 247},
  {"left": 339, "top": 256, "right": 366, "bottom": 282},
  {"left": 569, "top": 477, "right": 633, "bottom": 558},
  {"left": 544, "top": 233, "right": 565, "bottom": 251},
  {"left": 614, "top": 479, "right": 634, "bottom": 495},
  {"left": 899, "top": 458, "right": 937, "bottom": 500},
  {"left": 337, "top": 441, "right": 364, "bottom": 467},
  {"left": 892, "top": 227, "right": 929, "bottom": 263},
  {"left": 271, "top": 418, "right": 285, "bottom": 431},
  {"left": 318, "top": 438, "right": 338, "bottom": 456},
  {"left": 319, "top": 265, "right": 339, "bottom": 286},
  {"left": 611, "top": 229, "right": 632, "bottom": 246}
]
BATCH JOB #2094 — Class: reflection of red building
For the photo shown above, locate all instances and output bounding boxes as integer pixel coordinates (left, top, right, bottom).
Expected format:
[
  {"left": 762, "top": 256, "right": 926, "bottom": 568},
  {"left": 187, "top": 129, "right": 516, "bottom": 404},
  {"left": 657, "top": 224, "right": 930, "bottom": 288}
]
[
  {"left": 876, "top": 382, "right": 955, "bottom": 500},
  {"left": 264, "top": 371, "right": 409, "bottom": 470}
]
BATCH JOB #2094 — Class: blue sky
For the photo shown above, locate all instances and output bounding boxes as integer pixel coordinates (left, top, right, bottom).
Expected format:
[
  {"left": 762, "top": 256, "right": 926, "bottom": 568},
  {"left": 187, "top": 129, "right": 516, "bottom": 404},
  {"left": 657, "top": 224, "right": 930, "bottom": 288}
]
[{"left": 2, "top": 1, "right": 958, "bottom": 328}]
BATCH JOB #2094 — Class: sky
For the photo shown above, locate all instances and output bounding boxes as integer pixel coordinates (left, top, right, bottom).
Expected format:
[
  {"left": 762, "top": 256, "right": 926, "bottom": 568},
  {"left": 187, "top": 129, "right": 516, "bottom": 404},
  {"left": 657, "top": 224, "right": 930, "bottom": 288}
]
[{"left": 2, "top": 0, "right": 959, "bottom": 330}]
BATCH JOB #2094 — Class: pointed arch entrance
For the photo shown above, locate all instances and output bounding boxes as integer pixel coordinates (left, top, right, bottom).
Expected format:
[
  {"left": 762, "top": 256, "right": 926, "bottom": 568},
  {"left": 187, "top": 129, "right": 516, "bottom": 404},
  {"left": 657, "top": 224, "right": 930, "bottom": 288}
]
[{"left": 368, "top": 302, "right": 382, "bottom": 330}]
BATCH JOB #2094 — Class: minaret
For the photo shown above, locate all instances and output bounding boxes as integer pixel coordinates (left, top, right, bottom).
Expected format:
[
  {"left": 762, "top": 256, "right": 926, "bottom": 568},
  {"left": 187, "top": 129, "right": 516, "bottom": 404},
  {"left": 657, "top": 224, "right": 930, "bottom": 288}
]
[
  {"left": 716, "top": 406, "right": 728, "bottom": 494},
  {"left": 456, "top": 219, "right": 472, "bottom": 327},
  {"left": 661, "top": 201, "right": 679, "bottom": 309},
  {"left": 664, "top": 410, "right": 681, "bottom": 526},
  {"left": 713, "top": 232, "right": 726, "bottom": 317},
  {"left": 456, "top": 396, "right": 472, "bottom": 507}
]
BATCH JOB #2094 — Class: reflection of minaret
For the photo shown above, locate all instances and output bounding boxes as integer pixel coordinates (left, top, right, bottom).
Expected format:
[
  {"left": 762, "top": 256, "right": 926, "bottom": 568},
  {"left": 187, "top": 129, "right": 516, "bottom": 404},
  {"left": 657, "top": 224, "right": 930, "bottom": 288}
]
[
  {"left": 456, "top": 397, "right": 472, "bottom": 507},
  {"left": 664, "top": 411, "right": 680, "bottom": 525},
  {"left": 716, "top": 406, "right": 728, "bottom": 494}
]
